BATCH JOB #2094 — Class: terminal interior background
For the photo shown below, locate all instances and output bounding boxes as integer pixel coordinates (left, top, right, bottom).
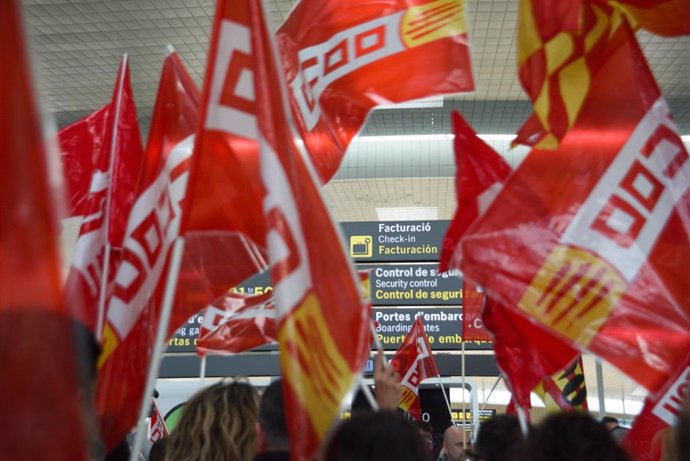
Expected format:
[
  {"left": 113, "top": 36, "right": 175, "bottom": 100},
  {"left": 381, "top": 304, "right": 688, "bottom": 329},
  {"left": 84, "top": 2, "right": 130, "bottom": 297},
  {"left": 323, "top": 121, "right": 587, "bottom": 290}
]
[{"left": 25, "top": 0, "right": 690, "bottom": 427}]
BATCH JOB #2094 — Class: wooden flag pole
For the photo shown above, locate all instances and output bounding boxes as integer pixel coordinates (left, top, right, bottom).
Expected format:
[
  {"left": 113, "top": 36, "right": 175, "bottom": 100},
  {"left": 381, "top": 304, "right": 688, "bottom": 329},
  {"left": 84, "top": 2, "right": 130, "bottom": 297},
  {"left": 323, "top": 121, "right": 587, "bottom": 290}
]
[
  {"left": 95, "top": 53, "right": 128, "bottom": 342},
  {"left": 129, "top": 237, "right": 186, "bottom": 461},
  {"left": 436, "top": 376, "right": 457, "bottom": 426}
]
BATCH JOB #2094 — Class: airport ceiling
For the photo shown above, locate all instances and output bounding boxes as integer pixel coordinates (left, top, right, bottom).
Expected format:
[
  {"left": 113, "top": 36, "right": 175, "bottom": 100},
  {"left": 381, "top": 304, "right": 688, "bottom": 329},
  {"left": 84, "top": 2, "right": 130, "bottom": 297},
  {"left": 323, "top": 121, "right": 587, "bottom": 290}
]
[{"left": 25, "top": 0, "right": 690, "bottom": 221}]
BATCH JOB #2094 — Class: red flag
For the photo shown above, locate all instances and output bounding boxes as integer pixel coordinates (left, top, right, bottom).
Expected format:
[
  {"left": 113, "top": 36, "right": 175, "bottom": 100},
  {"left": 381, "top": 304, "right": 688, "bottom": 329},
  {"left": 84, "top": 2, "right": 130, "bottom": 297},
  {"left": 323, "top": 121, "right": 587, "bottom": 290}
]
[
  {"left": 390, "top": 317, "right": 440, "bottom": 419},
  {"left": 215, "top": 0, "right": 371, "bottom": 458},
  {"left": 278, "top": 0, "right": 475, "bottom": 182},
  {"left": 439, "top": 112, "right": 577, "bottom": 405},
  {"left": 63, "top": 57, "right": 145, "bottom": 334},
  {"left": 58, "top": 105, "right": 110, "bottom": 217},
  {"left": 461, "top": 279, "right": 492, "bottom": 342},
  {"left": 96, "top": 51, "right": 200, "bottom": 450},
  {"left": 612, "top": 0, "right": 690, "bottom": 36},
  {"left": 439, "top": 111, "right": 512, "bottom": 272},
  {"left": 149, "top": 400, "right": 168, "bottom": 443},
  {"left": 0, "top": 1, "right": 91, "bottom": 459},
  {"left": 460, "top": 19, "right": 690, "bottom": 397},
  {"left": 196, "top": 291, "right": 277, "bottom": 355},
  {"left": 622, "top": 355, "right": 690, "bottom": 461}
]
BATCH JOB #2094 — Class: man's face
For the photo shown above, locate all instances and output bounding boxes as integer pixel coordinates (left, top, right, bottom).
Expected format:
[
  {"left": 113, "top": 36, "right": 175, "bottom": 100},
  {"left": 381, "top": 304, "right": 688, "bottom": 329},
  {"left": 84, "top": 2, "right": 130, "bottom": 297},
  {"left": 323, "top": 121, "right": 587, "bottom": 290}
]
[{"left": 444, "top": 428, "right": 465, "bottom": 461}]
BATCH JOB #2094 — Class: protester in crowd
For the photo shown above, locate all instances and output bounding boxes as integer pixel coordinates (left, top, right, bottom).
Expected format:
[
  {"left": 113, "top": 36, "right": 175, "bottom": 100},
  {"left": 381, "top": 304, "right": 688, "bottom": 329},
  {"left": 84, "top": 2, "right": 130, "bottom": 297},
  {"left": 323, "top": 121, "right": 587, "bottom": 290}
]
[
  {"left": 439, "top": 425, "right": 466, "bottom": 461},
  {"left": 528, "top": 412, "right": 628, "bottom": 461},
  {"left": 417, "top": 420, "right": 435, "bottom": 455},
  {"left": 465, "top": 414, "right": 526, "bottom": 461},
  {"left": 324, "top": 410, "right": 432, "bottom": 461},
  {"left": 148, "top": 438, "right": 168, "bottom": 461},
  {"left": 602, "top": 416, "right": 630, "bottom": 444},
  {"left": 165, "top": 379, "right": 258, "bottom": 461},
  {"left": 254, "top": 379, "right": 289, "bottom": 461}
]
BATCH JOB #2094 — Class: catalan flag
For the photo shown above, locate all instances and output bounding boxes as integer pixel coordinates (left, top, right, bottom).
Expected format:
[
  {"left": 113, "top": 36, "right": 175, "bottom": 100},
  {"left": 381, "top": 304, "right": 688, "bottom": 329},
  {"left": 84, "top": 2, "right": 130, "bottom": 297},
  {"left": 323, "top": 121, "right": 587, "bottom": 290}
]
[{"left": 516, "top": 0, "right": 690, "bottom": 149}]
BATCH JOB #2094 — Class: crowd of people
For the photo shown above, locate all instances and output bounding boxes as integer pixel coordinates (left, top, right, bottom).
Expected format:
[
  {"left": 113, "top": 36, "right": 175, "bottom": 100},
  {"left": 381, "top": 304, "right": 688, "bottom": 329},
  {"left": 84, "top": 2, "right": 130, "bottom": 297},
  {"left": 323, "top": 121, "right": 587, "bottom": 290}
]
[{"left": 129, "top": 351, "right": 690, "bottom": 461}]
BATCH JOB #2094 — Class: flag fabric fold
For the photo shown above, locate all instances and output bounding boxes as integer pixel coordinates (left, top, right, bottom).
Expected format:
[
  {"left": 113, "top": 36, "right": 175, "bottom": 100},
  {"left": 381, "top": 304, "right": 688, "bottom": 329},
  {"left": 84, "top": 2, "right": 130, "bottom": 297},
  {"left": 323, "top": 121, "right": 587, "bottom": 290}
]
[
  {"left": 1, "top": 1, "right": 92, "bottom": 458},
  {"left": 390, "top": 316, "right": 440, "bottom": 420},
  {"left": 63, "top": 57, "right": 145, "bottom": 334},
  {"left": 96, "top": 51, "right": 200, "bottom": 450},
  {"left": 277, "top": 0, "right": 476, "bottom": 183},
  {"left": 196, "top": 290, "right": 277, "bottom": 355},
  {"left": 533, "top": 356, "right": 589, "bottom": 413},
  {"left": 460, "top": 16, "right": 690, "bottom": 404}
]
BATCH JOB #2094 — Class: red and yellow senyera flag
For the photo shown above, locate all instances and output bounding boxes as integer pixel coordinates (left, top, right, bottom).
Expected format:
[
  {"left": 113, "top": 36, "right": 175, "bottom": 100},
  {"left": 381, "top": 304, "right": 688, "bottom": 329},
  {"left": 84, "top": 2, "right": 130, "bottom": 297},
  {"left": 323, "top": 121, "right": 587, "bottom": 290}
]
[
  {"left": 461, "top": 18, "right": 690, "bottom": 396},
  {"left": 516, "top": 0, "right": 690, "bottom": 150},
  {"left": 278, "top": 0, "right": 475, "bottom": 183}
]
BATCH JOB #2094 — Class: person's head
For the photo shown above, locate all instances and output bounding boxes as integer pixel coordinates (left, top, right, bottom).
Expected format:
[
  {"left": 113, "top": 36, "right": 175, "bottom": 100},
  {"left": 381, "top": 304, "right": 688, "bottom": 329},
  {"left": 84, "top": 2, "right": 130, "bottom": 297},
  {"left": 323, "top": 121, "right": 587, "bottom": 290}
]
[
  {"left": 602, "top": 416, "right": 621, "bottom": 432},
  {"left": 148, "top": 438, "right": 168, "bottom": 461},
  {"left": 324, "top": 410, "right": 432, "bottom": 461},
  {"left": 417, "top": 420, "right": 434, "bottom": 453},
  {"left": 468, "top": 414, "right": 525, "bottom": 461},
  {"left": 528, "top": 412, "right": 629, "bottom": 461},
  {"left": 257, "top": 379, "right": 289, "bottom": 452},
  {"left": 166, "top": 379, "right": 259, "bottom": 461},
  {"left": 443, "top": 425, "right": 465, "bottom": 461}
]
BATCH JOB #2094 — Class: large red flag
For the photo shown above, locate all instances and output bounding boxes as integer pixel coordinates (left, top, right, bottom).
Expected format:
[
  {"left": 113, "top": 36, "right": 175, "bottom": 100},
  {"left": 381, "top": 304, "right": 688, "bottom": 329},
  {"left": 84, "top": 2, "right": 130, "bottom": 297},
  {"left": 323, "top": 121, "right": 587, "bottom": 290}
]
[
  {"left": 439, "top": 112, "right": 577, "bottom": 407},
  {"left": 196, "top": 291, "right": 277, "bottom": 355},
  {"left": 390, "top": 316, "right": 441, "bottom": 420},
  {"left": 278, "top": 0, "right": 476, "bottom": 182},
  {"left": 96, "top": 51, "right": 200, "bottom": 450},
  {"left": 0, "top": 1, "right": 91, "bottom": 459},
  {"left": 460, "top": 18, "right": 690, "bottom": 400},
  {"left": 63, "top": 57, "right": 145, "bottom": 334},
  {"left": 622, "top": 354, "right": 690, "bottom": 461},
  {"left": 238, "top": 0, "right": 372, "bottom": 458}
]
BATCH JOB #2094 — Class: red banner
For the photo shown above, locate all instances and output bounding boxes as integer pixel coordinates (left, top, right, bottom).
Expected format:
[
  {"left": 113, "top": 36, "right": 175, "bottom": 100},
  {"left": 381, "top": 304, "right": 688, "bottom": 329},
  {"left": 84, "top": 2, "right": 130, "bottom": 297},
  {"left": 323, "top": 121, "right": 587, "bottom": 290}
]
[
  {"left": 391, "top": 317, "right": 440, "bottom": 419},
  {"left": 96, "top": 51, "right": 200, "bottom": 450},
  {"left": 461, "top": 280, "right": 492, "bottom": 342},
  {"left": 623, "top": 353, "right": 690, "bottom": 461},
  {"left": 63, "top": 57, "right": 145, "bottom": 334},
  {"left": 0, "top": 1, "right": 91, "bottom": 459},
  {"left": 197, "top": 291, "right": 277, "bottom": 355},
  {"left": 461, "top": 20, "right": 690, "bottom": 397},
  {"left": 278, "top": 0, "right": 475, "bottom": 183}
]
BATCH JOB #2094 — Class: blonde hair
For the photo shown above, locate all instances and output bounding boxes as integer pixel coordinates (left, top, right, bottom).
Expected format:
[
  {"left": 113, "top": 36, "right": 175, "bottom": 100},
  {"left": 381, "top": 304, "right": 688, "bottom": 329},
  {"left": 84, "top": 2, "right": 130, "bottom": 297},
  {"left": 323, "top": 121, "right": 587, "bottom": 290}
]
[{"left": 166, "top": 379, "right": 258, "bottom": 461}]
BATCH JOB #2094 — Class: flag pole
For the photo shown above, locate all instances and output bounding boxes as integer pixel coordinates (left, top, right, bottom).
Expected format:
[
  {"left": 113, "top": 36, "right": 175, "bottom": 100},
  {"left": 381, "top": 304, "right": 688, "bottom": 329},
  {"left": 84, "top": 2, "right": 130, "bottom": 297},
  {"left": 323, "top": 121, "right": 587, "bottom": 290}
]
[
  {"left": 596, "top": 358, "right": 606, "bottom": 418},
  {"left": 461, "top": 340, "right": 467, "bottom": 447},
  {"left": 129, "top": 237, "right": 186, "bottom": 461},
  {"left": 358, "top": 375, "right": 379, "bottom": 410},
  {"left": 199, "top": 354, "right": 207, "bottom": 386},
  {"left": 436, "top": 376, "right": 457, "bottom": 426},
  {"left": 95, "top": 53, "right": 128, "bottom": 342},
  {"left": 474, "top": 374, "right": 502, "bottom": 436}
]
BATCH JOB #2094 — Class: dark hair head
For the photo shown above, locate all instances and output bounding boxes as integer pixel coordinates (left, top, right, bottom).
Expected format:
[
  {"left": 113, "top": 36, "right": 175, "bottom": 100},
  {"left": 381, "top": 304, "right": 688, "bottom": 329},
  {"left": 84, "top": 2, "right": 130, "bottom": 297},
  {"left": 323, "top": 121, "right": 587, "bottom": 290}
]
[
  {"left": 258, "top": 379, "right": 288, "bottom": 450},
  {"left": 602, "top": 416, "right": 619, "bottom": 425},
  {"left": 528, "top": 413, "right": 629, "bottom": 461},
  {"left": 470, "top": 414, "right": 526, "bottom": 461},
  {"left": 148, "top": 438, "right": 168, "bottom": 461},
  {"left": 324, "top": 410, "right": 432, "bottom": 461}
]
